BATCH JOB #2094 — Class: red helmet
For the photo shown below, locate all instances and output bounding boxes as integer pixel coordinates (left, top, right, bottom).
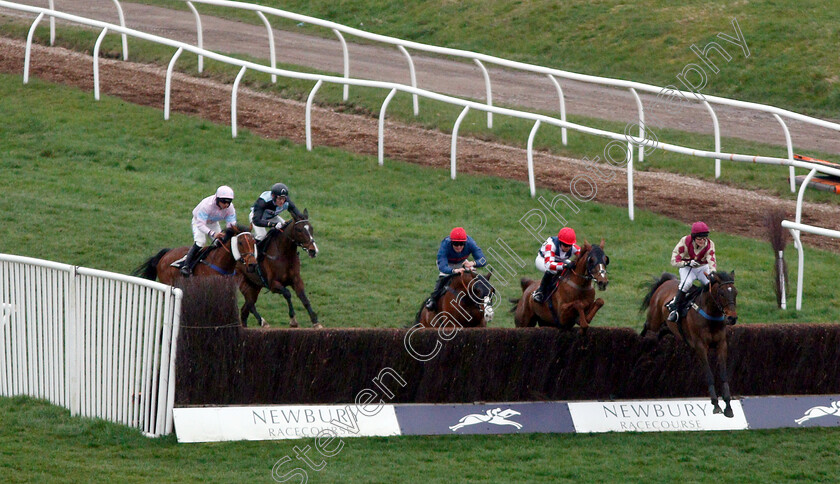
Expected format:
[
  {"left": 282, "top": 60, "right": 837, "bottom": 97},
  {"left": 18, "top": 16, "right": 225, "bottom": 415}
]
[
  {"left": 449, "top": 227, "right": 467, "bottom": 242},
  {"left": 558, "top": 227, "right": 576, "bottom": 245},
  {"left": 691, "top": 221, "right": 710, "bottom": 235}
]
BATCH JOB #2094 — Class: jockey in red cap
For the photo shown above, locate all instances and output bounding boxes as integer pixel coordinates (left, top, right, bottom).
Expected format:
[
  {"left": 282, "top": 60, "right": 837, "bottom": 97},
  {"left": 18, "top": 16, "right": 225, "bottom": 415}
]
[
  {"left": 667, "top": 221, "right": 717, "bottom": 322},
  {"left": 424, "top": 227, "right": 487, "bottom": 311},
  {"left": 532, "top": 227, "right": 580, "bottom": 303}
]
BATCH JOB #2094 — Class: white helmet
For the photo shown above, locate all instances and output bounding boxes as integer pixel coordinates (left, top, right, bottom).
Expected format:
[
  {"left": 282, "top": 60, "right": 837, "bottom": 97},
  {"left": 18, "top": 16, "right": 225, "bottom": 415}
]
[{"left": 215, "top": 185, "right": 234, "bottom": 200}]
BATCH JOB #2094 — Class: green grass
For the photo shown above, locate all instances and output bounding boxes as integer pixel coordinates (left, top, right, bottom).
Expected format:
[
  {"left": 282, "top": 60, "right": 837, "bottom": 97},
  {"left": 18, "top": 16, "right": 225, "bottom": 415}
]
[
  {"left": 126, "top": 0, "right": 840, "bottom": 118},
  {"left": 1, "top": 73, "right": 837, "bottom": 329},
  {"left": 2, "top": 17, "right": 838, "bottom": 208},
  {"left": 3, "top": 396, "right": 840, "bottom": 483}
]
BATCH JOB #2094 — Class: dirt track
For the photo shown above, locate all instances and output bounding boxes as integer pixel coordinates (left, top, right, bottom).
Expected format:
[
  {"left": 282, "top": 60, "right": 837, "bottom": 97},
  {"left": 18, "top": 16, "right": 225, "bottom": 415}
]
[{"left": 6, "top": 0, "right": 840, "bottom": 156}]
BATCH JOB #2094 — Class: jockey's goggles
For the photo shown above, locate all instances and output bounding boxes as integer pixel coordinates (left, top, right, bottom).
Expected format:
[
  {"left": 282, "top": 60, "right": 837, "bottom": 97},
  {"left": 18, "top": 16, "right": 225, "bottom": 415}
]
[{"left": 217, "top": 198, "right": 232, "bottom": 205}]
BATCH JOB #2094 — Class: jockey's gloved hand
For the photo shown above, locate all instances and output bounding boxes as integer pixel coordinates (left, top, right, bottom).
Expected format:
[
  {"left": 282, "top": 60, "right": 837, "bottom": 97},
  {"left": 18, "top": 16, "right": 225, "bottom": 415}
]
[
  {"left": 689, "top": 260, "right": 701, "bottom": 268},
  {"left": 682, "top": 261, "right": 691, "bottom": 267}
]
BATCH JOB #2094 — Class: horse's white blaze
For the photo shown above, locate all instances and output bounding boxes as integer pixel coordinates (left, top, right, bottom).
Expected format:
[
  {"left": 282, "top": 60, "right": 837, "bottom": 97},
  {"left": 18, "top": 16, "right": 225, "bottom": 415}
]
[{"left": 483, "top": 296, "right": 494, "bottom": 322}]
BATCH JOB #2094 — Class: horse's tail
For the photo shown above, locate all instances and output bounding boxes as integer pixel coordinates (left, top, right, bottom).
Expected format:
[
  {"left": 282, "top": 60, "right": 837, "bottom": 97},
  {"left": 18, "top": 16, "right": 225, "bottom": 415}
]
[
  {"left": 519, "top": 278, "right": 534, "bottom": 292},
  {"left": 640, "top": 272, "right": 676, "bottom": 312},
  {"left": 509, "top": 298, "right": 520, "bottom": 312},
  {"left": 131, "top": 248, "right": 170, "bottom": 281}
]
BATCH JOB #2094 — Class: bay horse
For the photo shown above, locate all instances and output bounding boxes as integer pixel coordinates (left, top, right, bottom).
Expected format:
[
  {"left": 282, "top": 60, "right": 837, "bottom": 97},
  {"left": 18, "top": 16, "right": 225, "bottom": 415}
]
[
  {"left": 640, "top": 270, "right": 738, "bottom": 418},
  {"left": 133, "top": 225, "right": 258, "bottom": 285},
  {"left": 236, "top": 209, "right": 322, "bottom": 328},
  {"left": 512, "top": 240, "right": 609, "bottom": 331},
  {"left": 415, "top": 270, "right": 496, "bottom": 329}
]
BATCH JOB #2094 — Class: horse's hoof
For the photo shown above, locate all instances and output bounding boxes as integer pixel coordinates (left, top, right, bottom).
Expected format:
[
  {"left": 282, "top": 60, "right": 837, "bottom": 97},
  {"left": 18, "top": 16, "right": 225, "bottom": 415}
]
[
  {"left": 260, "top": 318, "right": 270, "bottom": 328},
  {"left": 313, "top": 323, "right": 324, "bottom": 329},
  {"left": 724, "top": 406, "right": 734, "bottom": 418},
  {"left": 713, "top": 406, "right": 722, "bottom": 414},
  {"left": 289, "top": 318, "right": 299, "bottom": 328}
]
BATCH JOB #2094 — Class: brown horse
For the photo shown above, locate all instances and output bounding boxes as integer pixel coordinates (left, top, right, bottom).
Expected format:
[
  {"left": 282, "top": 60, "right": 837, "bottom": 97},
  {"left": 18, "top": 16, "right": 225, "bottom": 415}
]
[
  {"left": 512, "top": 240, "right": 609, "bottom": 331},
  {"left": 133, "top": 225, "right": 258, "bottom": 285},
  {"left": 415, "top": 270, "right": 496, "bottom": 328},
  {"left": 640, "top": 270, "right": 738, "bottom": 418},
  {"left": 236, "top": 209, "right": 322, "bottom": 328}
]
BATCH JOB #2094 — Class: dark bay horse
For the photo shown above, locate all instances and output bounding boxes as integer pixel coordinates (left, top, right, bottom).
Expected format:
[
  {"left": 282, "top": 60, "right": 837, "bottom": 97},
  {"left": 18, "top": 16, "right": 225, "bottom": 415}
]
[
  {"left": 513, "top": 240, "right": 609, "bottom": 331},
  {"left": 236, "top": 209, "right": 322, "bottom": 328},
  {"left": 640, "top": 270, "right": 738, "bottom": 418},
  {"left": 415, "top": 270, "right": 496, "bottom": 328},
  {"left": 133, "top": 225, "right": 258, "bottom": 285}
]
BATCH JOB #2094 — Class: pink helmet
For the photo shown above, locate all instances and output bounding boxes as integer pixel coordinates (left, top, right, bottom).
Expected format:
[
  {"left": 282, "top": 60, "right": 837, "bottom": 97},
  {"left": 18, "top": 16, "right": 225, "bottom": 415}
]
[
  {"left": 691, "top": 221, "right": 710, "bottom": 236},
  {"left": 558, "top": 227, "right": 576, "bottom": 245},
  {"left": 450, "top": 227, "right": 467, "bottom": 242},
  {"left": 215, "top": 185, "right": 234, "bottom": 200}
]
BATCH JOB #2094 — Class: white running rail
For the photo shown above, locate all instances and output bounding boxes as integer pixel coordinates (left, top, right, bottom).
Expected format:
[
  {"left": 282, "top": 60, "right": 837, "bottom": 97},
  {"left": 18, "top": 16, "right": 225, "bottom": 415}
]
[
  {"left": 159, "top": 0, "right": 840, "bottom": 190},
  {"left": 4, "top": 1, "right": 839, "bottom": 311},
  {"left": 0, "top": 253, "right": 182, "bottom": 437}
]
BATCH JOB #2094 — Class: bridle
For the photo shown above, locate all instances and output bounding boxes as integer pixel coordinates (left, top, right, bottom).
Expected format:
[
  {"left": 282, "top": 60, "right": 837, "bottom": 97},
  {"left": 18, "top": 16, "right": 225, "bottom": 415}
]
[
  {"left": 229, "top": 233, "right": 257, "bottom": 263},
  {"left": 281, "top": 218, "right": 315, "bottom": 249}
]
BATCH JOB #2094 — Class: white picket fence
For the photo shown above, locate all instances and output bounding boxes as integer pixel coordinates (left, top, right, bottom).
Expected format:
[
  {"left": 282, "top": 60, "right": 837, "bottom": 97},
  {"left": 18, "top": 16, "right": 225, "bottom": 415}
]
[{"left": 0, "top": 254, "right": 182, "bottom": 437}]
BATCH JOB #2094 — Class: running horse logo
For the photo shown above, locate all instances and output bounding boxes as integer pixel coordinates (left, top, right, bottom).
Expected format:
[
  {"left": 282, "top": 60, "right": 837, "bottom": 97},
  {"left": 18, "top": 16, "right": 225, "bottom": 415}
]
[
  {"left": 794, "top": 400, "right": 840, "bottom": 425},
  {"left": 449, "top": 408, "right": 523, "bottom": 431}
]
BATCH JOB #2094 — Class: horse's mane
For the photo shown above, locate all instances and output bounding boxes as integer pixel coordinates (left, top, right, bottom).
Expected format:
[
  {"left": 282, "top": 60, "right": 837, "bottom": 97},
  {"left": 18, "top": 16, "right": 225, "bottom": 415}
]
[
  {"left": 221, "top": 224, "right": 251, "bottom": 242},
  {"left": 697, "top": 270, "right": 734, "bottom": 294},
  {"left": 262, "top": 219, "right": 291, "bottom": 246}
]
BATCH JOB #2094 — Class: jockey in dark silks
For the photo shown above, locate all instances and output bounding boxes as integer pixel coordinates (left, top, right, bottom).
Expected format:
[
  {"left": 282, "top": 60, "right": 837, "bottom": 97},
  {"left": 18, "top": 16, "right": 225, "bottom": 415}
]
[
  {"left": 250, "top": 183, "right": 303, "bottom": 241},
  {"left": 424, "top": 227, "right": 487, "bottom": 310},
  {"left": 532, "top": 227, "right": 579, "bottom": 303}
]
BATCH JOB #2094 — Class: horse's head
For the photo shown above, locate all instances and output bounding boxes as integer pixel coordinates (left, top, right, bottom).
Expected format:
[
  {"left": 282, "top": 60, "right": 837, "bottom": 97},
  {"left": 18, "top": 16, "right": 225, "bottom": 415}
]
[
  {"left": 287, "top": 209, "right": 319, "bottom": 258},
  {"left": 452, "top": 271, "right": 496, "bottom": 322},
  {"left": 580, "top": 239, "right": 609, "bottom": 291},
  {"left": 230, "top": 231, "right": 258, "bottom": 273},
  {"left": 709, "top": 270, "right": 738, "bottom": 325}
]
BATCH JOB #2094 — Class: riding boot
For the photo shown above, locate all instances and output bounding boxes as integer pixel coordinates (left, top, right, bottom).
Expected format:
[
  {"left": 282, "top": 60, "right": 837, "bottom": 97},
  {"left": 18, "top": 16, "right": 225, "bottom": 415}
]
[
  {"left": 180, "top": 244, "right": 201, "bottom": 277},
  {"left": 667, "top": 290, "right": 688, "bottom": 323},
  {"left": 532, "top": 272, "right": 554, "bottom": 303},
  {"left": 425, "top": 276, "right": 447, "bottom": 310}
]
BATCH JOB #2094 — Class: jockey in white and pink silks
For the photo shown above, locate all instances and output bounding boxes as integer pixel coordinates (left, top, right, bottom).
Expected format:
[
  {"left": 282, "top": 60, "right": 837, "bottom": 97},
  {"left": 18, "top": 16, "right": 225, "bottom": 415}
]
[
  {"left": 181, "top": 185, "right": 238, "bottom": 277},
  {"left": 667, "top": 221, "right": 718, "bottom": 322},
  {"left": 532, "top": 227, "right": 580, "bottom": 303}
]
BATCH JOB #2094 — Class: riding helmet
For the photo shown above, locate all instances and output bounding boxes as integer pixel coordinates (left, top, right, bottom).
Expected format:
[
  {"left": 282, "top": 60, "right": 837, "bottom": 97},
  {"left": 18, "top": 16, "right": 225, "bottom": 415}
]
[
  {"left": 558, "top": 227, "right": 576, "bottom": 245},
  {"left": 271, "top": 183, "right": 289, "bottom": 199},
  {"left": 215, "top": 185, "right": 234, "bottom": 200},
  {"left": 691, "top": 221, "right": 710, "bottom": 237},
  {"left": 450, "top": 227, "right": 468, "bottom": 242}
]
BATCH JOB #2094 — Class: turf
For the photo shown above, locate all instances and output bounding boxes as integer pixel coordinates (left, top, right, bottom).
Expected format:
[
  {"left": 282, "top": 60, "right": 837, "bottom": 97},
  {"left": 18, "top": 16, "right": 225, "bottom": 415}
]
[
  {"left": 2, "top": 396, "right": 840, "bottom": 483},
  {"left": 0, "top": 73, "right": 837, "bottom": 329}
]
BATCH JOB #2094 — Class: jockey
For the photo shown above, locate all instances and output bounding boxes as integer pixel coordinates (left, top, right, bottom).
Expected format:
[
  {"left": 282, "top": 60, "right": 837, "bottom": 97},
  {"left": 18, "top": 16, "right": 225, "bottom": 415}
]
[
  {"left": 181, "top": 186, "right": 237, "bottom": 277},
  {"left": 250, "top": 183, "right": 303, "bottom": 241},
  {"left": 668, "top": 221, "right": 718, "bottom": 322},
  {"left": 424, "top": 227, "right": 487, "bottom": 310},
  {"left": 532, "top": 227, "right": 580, "bottom": 303}
]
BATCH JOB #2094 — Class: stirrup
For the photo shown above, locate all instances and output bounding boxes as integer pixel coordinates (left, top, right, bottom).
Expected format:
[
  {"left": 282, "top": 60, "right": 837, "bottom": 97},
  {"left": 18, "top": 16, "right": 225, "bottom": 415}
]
[
  {"left": 180, "top": 266, "right": 191, "bottom": 277},
  {"left": 667, "top": 310, "right": 679, "bottom": 323},
  {"left": 532, "top": 290, "right": 544, "bottom": 303},
  {"left": 424, "top": 298, "right": 435, "bottom": 310}
]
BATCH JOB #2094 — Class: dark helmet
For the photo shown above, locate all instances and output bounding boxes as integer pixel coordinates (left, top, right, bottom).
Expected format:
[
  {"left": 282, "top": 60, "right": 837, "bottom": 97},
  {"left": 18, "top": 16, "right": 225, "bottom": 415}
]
[{"left": 271, "top": 183, "right": 289, "bottom": 199}]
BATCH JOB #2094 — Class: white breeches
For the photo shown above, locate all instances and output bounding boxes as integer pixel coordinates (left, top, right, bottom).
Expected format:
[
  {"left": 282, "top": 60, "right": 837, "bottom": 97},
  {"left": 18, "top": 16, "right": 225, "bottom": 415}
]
[
  {"left": 249, "top": 211, "right": 284, "bottom": 241},
  {"left": 192, "top": 222, "right": 220, "bottom": 247},
  {"left": 678, "top": 265, "right": 710, "bottom": 292}
]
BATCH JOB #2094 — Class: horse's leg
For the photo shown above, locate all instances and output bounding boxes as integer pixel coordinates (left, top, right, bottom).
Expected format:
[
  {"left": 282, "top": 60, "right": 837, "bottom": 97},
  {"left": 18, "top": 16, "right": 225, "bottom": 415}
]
[
  {"left": 716, "top": 340, "right": 734, "bottom": 418},
  {"left": 581, "top": 298, "right": 605, "bottom": 326},
  {"left": 695, "top": 343, "right": 723, "bottom": 415},
  {"left": 292, "top": 277, "right": 321, "bottom": 328},
  {"left": 274, "top": 284, "right": 298, "bottom": 328}
]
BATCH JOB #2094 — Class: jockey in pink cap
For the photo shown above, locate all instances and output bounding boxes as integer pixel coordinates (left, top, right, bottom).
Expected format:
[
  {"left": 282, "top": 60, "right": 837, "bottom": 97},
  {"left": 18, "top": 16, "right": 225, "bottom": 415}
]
[
  {"left": 667, "top": 221, "right": 717, "bottom": 322},
  {"left": 181, "top": 185, "right": 238, "bottom": 276}
]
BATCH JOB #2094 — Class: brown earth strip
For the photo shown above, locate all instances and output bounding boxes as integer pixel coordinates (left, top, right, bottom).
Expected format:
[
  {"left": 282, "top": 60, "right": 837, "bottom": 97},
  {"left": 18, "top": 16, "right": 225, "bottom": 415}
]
[{"left": 2, "top": 37, "right": 839, "bottom": 252}]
